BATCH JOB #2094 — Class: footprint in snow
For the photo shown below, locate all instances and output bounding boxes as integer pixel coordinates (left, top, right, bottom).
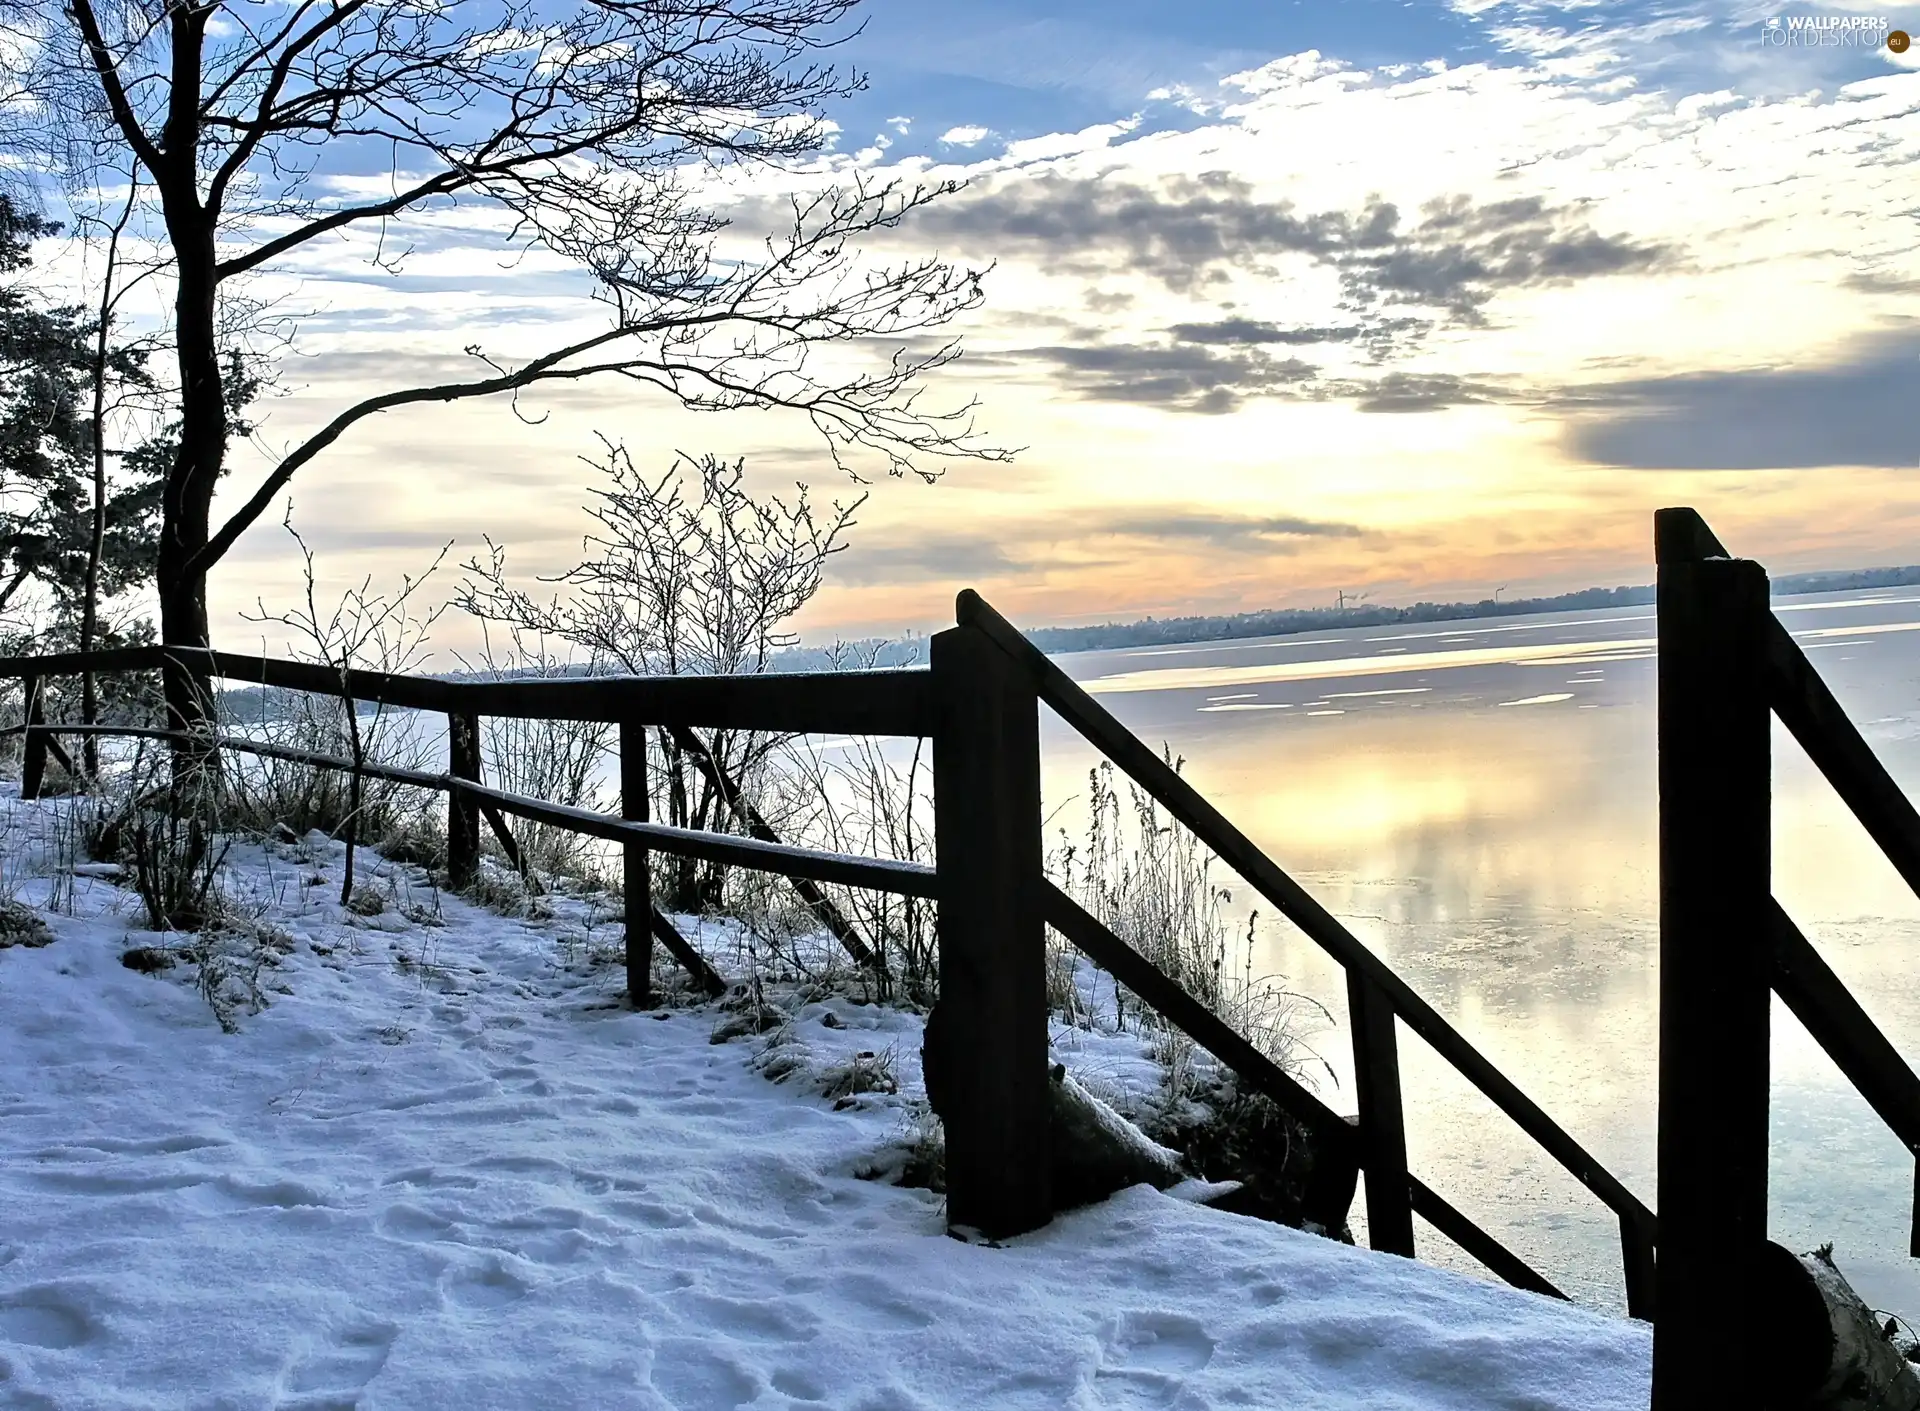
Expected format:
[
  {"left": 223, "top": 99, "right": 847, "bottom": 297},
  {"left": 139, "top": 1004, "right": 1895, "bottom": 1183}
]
[
  {"left": 276, "top": 1321, "right": 398, "bottom": 1408},
  {"left": 376, "top": 1201, "right": 460, "bottom": 1242},
  {"left": 443, "top": 1257, "right": 529, "bottom": 1309},
  {"left": 1092, "top": 1310, "right": 1216, "bottom": 1409},
  {"left": 0, "top": 1289, "right": 99, "bottom": 1350}
]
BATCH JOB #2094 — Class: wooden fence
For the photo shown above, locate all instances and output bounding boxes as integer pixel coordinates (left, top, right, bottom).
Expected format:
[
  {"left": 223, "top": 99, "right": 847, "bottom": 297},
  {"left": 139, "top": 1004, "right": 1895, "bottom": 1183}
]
[
  {"left": 15, "top": 517, "right": 1920, "bottom": 1394},
  {"left": 1652, "top": 508, "right": 1920, "bottom": 1407},
  {"left": 1, "top": 604, "right": 1657, "bottom": 1307}
]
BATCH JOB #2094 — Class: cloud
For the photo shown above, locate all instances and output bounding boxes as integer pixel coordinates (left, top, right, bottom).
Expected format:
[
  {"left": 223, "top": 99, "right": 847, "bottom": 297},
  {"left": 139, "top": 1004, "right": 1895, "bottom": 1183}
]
[
  {"left": 939, "top": 125, "right": 993, "bottom": 146},
  {"left": 1169, "top": 318, "right": 1367, "bottom": 346},
  {"left": 1007, "top": 339, "right": 1514, "bottom": 414},
  {"left": 826, "top": 504, "right": 1369, "bottom": 590},
  {"left": 1561, "top": 329, "right": 1920, "bottom": 470},
  {"left": 1016, "top": 341, "right": 1320, "bottom": 413},
  {"left": 824, "top": 531, "right": 1034, "bottom": 586},
  {"left": 915, "top": 173, "right": 1672, "bottom": 330},
  {"left": 1094, "top": 510, "right": 1366, "bottom": 550},
  {"left": 1347, "top": 371, "right": 1501, "bottom": 413}
]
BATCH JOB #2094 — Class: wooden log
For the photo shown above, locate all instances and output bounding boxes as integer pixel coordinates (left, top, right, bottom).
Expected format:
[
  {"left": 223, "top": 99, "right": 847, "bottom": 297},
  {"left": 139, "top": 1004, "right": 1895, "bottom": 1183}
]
[
  {"left": 446, "top": 710, "right": 481, "bottom": 890},
  {"left": 1758, "top": 1241, "right": 1920, "bottom": 1410},
  {"left": 19, "top": 675, "right": 46, "bottom": 801},
  {"left": 1047, "top": 1065, "right": 1185, "bottom": 1208},
  {"left": 1652, "top": 553, "right": 1772, "bottom": 1410},
  {"left": 930, "top": 621, "right": 1051, "bottom": 1239},
  {"left": 622, "top": 720, "right": 652, "bottom": 1009},
  {"left": 1350, "top": 969, "right": 1415, "bottom": 1257},
  {"left": 665, "top": 723, "right": 878, "bottom": 969},
  {"left": 1042, "top": 882, "right": 1361, "bottom": 1227}
]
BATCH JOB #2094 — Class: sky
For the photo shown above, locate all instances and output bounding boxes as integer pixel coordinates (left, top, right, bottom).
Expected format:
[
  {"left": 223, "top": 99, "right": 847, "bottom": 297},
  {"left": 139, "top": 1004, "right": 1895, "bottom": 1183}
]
[{"left": 166, "top": 0, "right": 1920, "bottom": 652}]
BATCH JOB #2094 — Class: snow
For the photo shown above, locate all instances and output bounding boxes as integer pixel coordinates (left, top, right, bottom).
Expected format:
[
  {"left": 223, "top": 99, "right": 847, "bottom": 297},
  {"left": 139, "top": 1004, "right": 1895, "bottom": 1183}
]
[{"left": 0, "top": 794, "right": 1653, "bottom": 1409}]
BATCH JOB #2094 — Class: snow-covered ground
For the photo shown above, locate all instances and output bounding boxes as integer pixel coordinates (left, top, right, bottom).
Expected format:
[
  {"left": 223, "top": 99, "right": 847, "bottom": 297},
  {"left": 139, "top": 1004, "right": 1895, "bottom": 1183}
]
[{"left": 0, "top": 794, "right": 1652, "bottom": 1409}]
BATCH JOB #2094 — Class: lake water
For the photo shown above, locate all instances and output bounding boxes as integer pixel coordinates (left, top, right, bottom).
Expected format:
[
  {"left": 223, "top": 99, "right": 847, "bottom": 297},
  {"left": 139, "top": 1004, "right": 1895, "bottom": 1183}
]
[{"left": 1042, "top": 588, "right": 1920, "bottom": 1315}]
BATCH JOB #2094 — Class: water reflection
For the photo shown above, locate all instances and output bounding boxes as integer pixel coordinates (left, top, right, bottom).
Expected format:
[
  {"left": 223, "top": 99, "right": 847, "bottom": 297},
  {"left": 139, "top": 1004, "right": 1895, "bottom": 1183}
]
[{"left": 1048, "top": 590, "right": 1920, "bottom": 1315}]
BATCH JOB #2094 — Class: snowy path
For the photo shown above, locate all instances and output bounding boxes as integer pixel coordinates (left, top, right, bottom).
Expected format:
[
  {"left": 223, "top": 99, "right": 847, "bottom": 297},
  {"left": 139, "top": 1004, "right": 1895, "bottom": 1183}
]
[{"left": 0, "top": 821, "right": 1651, "bottom": 1409}]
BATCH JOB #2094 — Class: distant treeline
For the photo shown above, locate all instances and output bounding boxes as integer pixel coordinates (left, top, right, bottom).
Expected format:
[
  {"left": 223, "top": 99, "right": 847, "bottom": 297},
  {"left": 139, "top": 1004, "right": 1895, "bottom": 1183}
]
[
  {"left": 214, "top": 562, "right": 1920, "bottom": 717},
  {"left": 776, "top": 562, "right": 1920, "bottom": 666}
]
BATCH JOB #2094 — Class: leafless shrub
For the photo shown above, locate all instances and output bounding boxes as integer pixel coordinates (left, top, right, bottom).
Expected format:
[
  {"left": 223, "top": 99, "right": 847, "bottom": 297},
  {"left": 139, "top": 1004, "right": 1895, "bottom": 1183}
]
[
  {"left": 458, "top": 443, "right": 860, "bottom": 911},
  {"left": 118, "top": 742, "right": 230, "bottom": 934},
  {"left": 240, "top": 510, "right": 448, "bottom": 904}
]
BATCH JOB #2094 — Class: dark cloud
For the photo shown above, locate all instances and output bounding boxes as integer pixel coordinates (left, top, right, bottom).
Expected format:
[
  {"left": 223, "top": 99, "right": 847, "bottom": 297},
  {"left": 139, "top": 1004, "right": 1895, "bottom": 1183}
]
[
  {"left": 916, "top": 173, "right": 1671, "bottom": 336},
  {"left": 1009, "top": 338, "right": 1514, "bottom": 415},
  {"left": 1846, "top": 271, "right": 1920, "bottom": 297},
  {"left": 1024, "top": 341, "right": 1319, "bottom": 413},
  {"left": 1169, "top": 318, "right": 1366, "bottom": 346},
  {"left": 1561, "top": 329, "right": 1919, "bottom": 470},
  {"left": 1345, "top": 372, "right": 1500, "bottom": 413}
]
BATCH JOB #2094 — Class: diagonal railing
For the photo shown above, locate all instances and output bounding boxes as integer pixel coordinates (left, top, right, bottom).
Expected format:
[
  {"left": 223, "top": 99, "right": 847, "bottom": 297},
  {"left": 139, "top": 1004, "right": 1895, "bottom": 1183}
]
[{"left": 953, "top": 590, "right": 1656, "bottom": 1313}]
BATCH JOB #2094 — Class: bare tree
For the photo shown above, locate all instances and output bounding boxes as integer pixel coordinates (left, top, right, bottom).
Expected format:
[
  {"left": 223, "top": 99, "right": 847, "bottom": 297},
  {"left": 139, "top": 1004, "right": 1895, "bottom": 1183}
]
[
  {"left": 458, "top": 439, "right": 857, "bottom": 908},
  {"left": 8, "top": 0, "right": 1001, "bottom": 748}
]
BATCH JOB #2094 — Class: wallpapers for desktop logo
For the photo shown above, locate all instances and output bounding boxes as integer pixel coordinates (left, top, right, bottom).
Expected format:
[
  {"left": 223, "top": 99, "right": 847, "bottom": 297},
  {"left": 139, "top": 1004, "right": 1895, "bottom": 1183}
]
[{"left": 1760, "top": 13, "right": 1911, "bottom": 49}]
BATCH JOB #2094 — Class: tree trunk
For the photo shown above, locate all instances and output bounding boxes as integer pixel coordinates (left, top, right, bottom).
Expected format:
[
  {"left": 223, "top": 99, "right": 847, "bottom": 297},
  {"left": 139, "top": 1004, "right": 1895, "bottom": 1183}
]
[{"left": 155, "top": 195, "right": 225, "bottom": 767}]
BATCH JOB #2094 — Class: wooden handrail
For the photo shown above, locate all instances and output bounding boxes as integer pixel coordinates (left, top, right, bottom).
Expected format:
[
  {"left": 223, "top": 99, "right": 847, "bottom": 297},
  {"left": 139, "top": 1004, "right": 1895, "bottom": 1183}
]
[
  {"left": 29, "top": 723, "right": 938, "bottom": 899},
  {"left": 0, "top": 646, "right": 937, "bottom": 737},
  {"left": 1408, "top": 1176, "right": 1567, "bottom": 1301},
  {"left": 1764, "top": 620, "right": 1920, "bottom": 904},
  {"left": 1044, "top": 881, "right": 1568, "bottom": 1297},
  {"left": 1768, "top": 899, "right": 1920, "bottom": 1153},
  {"left": 961, "top": 590, "right": 1657, "bottom": 1238}
]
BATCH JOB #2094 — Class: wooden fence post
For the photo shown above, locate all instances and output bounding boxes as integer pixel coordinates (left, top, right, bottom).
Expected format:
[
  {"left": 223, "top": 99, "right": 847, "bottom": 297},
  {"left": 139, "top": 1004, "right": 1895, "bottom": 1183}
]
[
  {"left": 1651, "top": 546, "right": 1771, "bottom": 1408},
  {"left": 19, "top": 674, "right": 46, "bottom": 801},
  {"left": 930, "top": 620, "right": 1051, "bottom": 1239},
  {"left": 1349, "top": 970, "right": 1415, "bottom": 1256},
  {"left": 622, "top": 719, "right": 653, "bottom": 1009},
  {"left": 447, "top": 708, "right": 481, "bottom": 889}
]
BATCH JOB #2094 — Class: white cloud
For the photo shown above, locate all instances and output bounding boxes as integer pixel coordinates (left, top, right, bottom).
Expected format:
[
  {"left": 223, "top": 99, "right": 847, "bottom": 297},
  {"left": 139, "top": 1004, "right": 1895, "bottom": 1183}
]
[{"left": 939, "top": 124, "right": 994, "bottom": 146}]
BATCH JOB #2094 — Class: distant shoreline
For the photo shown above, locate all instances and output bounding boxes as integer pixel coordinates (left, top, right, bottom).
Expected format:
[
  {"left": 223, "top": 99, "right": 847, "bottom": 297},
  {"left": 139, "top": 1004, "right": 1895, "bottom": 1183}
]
[
  {"left": 775, "top": 562, "right": 1920, "bottom": 668},
  {"left": 212, "top": 562, "right": 1920, "bottom": 718}
]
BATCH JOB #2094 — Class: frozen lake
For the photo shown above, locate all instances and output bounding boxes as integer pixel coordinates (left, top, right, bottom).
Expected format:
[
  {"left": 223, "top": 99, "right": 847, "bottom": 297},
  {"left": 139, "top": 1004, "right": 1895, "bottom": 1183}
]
[{"left": 1046, "top": 587, "right": 1920, "bottom": 1314}]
